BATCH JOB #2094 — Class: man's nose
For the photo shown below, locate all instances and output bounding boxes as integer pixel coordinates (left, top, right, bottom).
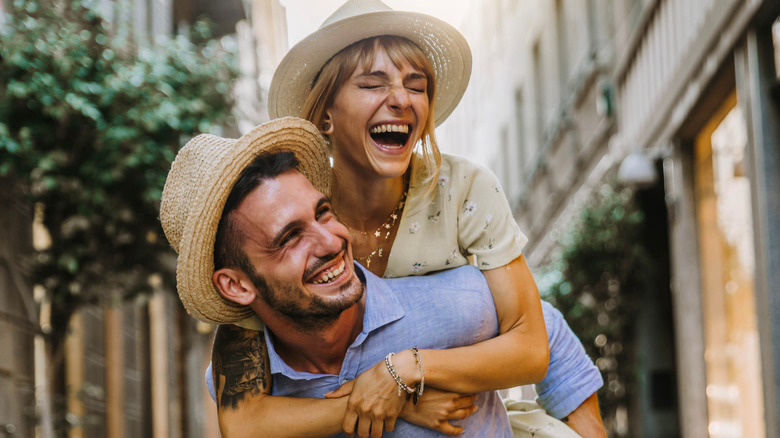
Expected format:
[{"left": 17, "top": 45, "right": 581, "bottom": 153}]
[{"left": 312, "top": 223, "right": 343, "bottom": 256}]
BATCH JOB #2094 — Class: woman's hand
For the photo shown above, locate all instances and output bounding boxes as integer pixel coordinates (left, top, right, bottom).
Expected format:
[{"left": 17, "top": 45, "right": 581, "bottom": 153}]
[
  {"left": 325, "top": 351, "right": 418, "bottom": 438},
  {"left": 400, "top": 388, "right": 478, "bottom": 435}
]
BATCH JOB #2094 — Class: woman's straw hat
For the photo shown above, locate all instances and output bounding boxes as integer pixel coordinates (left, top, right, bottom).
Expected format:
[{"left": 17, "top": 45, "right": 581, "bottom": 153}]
[
  {"left": 160, "top": 117, "right": 331, "bottom": 325},
  {"left": 268, "top": 0, "right": 472, "bottom": 127}
]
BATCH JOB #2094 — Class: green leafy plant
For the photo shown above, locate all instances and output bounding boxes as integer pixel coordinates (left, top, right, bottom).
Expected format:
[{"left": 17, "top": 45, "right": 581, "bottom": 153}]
[
  {"left": 0, "top": 0, "right": 237, "bottom": 340},
  {"left": 537, "top": 181, "right": 650, "bottom": 437}
]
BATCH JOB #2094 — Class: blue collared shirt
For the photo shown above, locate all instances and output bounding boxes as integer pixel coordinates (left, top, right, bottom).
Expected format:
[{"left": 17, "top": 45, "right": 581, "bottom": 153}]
[
  {"left": 265, "top": 264, "right": 512, "bottom": 437},
  {"left": 205, "top": 264, "right": 604, "bottom": 427}
]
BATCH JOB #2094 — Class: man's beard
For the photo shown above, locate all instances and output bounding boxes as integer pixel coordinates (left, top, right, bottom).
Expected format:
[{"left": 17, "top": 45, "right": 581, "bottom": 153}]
[{"left": 245, "top": 250, "right": 364, "bottom": 332}]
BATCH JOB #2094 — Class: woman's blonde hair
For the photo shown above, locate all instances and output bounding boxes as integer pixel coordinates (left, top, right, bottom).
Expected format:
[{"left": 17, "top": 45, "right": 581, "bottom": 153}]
[{"left": 300, "top": 36, "right": 441, "bottom": 205}]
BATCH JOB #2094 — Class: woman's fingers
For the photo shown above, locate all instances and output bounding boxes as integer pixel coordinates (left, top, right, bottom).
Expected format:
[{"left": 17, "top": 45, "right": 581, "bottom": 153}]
[
  {"left": 437, "top": 422, "right": 466, "bottom": 436},
  {"left": 451, "top": 393, "right": 477, "bottom": 410},
  {"left": 384, "top": 416, "right": 397, "bottom": 432},
  {"left": 342, "top": 410, "right": 358, "bottom": 437},
  {"left": 325, "top": 379, "right": 355, "bottom": 398},
  {"left": 369, "top": 418, "right": 384, "bottom": 438},
  {"left": 447, "top": 405, "right": 478, "bottom": 420}
]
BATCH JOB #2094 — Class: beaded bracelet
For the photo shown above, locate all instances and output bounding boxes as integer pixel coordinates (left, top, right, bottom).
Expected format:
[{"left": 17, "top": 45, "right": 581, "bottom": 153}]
[
  {"left": 385, "top": 352, "right": 415, "bottom": 397},
  {"left": 410, "top": 347, "right": 425, "bottom": 403},
  {"left": 385, "top": 348, "right": 426, "bottom": 405}
]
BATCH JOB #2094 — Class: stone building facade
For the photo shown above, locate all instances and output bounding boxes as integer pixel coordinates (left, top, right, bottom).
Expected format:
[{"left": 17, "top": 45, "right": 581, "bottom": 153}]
[{"left": 439, "top": 0, "right": 780, "bottom": 436}]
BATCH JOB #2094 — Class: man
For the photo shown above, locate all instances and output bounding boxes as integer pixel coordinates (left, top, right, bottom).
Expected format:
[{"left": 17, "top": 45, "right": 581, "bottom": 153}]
[{"left": 160, "top": 118, "right": 603, "bottom": 437}]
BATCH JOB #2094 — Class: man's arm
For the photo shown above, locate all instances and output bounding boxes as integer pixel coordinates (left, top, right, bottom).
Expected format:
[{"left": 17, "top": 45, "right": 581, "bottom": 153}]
[
  {"left": 211, "top": 324, "right": 478, "bottom": 438},
  {"left": 212, "top": 325, "right": 346, "bottom": 438},
  {"left": 562, "top": 393, "right": 607, "bottom": 438},
  {"left": 534, "top": 301, "right": 606, "bottom": 437}
]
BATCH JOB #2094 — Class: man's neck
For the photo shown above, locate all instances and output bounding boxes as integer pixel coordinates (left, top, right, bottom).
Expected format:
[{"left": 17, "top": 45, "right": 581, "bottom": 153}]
[{"left": 267, "top": 296, "right": 366, "bottom": 375}]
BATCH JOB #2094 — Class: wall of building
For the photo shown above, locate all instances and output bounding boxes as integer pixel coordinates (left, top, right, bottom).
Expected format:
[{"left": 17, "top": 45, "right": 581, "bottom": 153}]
[
  {"left": 439, "top": 0, "right": 618, "bottom": 267},
  {"left": 438, "top": 0, "right": 780, "bottom": 436}
]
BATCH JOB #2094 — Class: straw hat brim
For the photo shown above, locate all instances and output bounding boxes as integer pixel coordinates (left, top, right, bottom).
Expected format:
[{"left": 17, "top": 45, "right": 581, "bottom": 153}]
[
  {"left": 268, "top": 10, "right": 472, "bottom": 126},
  {"left": 160, "top": 117, "right": 331, "bottom": 325}
]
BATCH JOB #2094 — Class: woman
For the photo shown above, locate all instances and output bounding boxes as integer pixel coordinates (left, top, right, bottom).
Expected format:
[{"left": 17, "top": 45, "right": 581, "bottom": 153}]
[{"left": 212, "top": 0, "right": 605, "bottom": 437}]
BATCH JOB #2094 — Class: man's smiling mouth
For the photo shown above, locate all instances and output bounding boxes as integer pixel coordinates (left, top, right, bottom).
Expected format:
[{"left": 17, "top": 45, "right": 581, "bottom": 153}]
[
  {"left": 369, "top": 123, "right": 410, "bottom": 148},
  {"left": 311, "top": 259, "right": 347, "bottom": 284}
]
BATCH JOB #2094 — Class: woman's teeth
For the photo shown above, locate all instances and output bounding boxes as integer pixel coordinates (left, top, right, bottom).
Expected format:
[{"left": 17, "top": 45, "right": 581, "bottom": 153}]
[
  {"left": 369, "top": 124, "right": 410, "bottom": 148},
  {"left": 370, "top": 124, "right": 409, "bottom": 134},
  {"left": 312, "top": 260, "right": 346, "bottom": 284}
]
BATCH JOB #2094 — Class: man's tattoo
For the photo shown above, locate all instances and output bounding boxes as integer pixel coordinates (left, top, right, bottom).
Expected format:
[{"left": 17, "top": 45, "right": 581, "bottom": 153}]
[{"left": 212, "top": 325, "right": 268, "bottom": 410}]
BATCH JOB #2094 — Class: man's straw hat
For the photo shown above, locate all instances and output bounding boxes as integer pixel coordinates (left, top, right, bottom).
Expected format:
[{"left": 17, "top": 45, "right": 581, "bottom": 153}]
[
  {"left": 160, "top": 117, "right": 330, "bottom": 325},
  {"left": 268, "top": 0, "right": 472, "bottom": 127}
]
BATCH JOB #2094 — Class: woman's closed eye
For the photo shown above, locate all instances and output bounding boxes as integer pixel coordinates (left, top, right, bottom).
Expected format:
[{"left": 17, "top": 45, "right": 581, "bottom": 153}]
[
  {"left": 358, "top": 83, "right": 384, "bottom": 90},
  {"left": 405, "top": 79, "right": 426, "bottom": 93}
]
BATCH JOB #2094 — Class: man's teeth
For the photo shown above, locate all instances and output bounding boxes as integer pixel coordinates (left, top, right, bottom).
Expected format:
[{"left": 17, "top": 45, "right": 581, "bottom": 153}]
[
  {"left": 313, "top": 260, "right": 346, "bottom": 284},
  {"left": 370, "top": 124, "right": 409, "bottom": 134}
]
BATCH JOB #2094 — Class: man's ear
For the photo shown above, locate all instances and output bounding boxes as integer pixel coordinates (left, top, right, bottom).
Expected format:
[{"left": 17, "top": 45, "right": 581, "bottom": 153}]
[
  {"left": 213, "top": 268, "right": 256, "bottom": 306},
  {"left": 321, "top": 112, "right": 334, "bottom": 135}
]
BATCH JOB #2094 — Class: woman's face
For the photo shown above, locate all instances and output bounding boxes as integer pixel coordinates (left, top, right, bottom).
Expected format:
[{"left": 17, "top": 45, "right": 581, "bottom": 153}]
[{"left": 324, "top": 47, "right": 430, "bottom": 180}]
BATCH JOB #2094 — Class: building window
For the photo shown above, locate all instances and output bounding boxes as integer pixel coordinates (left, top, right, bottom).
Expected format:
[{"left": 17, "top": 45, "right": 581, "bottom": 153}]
[
  {"left": 515, "top": 88, "right": 526, "bottom": 173},
  {"left": 555, "top": 0, "right": 569, "bottom": 89},
  {"left": 533, "top": 40, "right": 545, "bottom": 149}
]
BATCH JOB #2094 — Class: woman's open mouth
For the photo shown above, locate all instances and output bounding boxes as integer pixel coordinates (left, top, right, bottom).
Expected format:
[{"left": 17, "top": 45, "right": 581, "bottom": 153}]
[{"left": 369, "top": 123, "right": 410, "bottom": 149}]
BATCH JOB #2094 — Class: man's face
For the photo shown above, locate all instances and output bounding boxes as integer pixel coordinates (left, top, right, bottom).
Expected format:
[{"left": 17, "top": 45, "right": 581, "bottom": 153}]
[{"left": 232, "top": 170, "right": 363, "bottom": 328}]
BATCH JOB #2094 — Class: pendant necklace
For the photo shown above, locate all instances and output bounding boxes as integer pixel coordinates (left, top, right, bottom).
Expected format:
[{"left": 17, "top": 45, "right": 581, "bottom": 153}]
[{"left": 349, "top": 184, "right": 409, "bottom": 268}]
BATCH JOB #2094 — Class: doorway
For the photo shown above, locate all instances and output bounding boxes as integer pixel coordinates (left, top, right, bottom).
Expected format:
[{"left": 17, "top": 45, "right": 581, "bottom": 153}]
[{"left": 692, "top": 90, "right": 765, "bottom": 438}]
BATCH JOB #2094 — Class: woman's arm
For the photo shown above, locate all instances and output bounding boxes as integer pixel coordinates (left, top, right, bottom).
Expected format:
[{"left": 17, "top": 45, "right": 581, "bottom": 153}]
[
  {"left": 212, "top": 324, "right": 477, "bottom": 438},
  {"left": 395, "top": 254, "right": 549, "bottom": 392},
  {"left": 328, "top": 254, "right": 549, "bottom": 431}
]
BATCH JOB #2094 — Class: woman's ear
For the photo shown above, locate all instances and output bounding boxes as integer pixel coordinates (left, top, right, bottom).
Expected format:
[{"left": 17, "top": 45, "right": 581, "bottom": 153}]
[
  {"left": 213, "top": 268, "right": 256, "bottom": 306},
  {"left": 321, "top": 112, "right": 334, "bottom": 135}
]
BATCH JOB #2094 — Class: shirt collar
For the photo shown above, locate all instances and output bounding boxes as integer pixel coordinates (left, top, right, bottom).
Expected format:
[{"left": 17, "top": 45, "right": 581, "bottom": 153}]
[{"left": 265, "top": 262, "right": 405, "bottom": 377}]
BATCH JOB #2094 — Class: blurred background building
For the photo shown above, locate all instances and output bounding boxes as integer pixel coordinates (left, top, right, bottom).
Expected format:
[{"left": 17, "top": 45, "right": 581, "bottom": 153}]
[
  {"left": 0, "top": 0, "right": 286, "bottom": 437},
  {"left": 438, "top": 0, "right": 780, "bottom": 437},
  {"left": 1, "top": 0, "right": 780, "bottom": 437}
]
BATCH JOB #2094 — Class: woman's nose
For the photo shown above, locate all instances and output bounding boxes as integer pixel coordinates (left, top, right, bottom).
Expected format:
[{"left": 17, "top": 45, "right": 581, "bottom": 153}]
[{"left": 387, "top": 85, "right": 411, "bottom": 110}]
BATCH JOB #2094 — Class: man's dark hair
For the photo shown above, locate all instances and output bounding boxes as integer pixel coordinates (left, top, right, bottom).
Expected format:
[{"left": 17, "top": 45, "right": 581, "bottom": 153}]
[{"left": 213, "top": 151, "right": 300, "bottom": 271}]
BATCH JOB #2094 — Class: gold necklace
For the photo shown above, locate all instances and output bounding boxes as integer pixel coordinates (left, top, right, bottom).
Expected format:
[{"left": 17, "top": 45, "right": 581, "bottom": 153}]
[{"left": 348, "top": 186, "right": 408, "bottom": 268}]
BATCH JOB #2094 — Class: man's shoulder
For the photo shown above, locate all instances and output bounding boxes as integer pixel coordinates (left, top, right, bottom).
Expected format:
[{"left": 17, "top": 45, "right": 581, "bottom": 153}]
[{"left": 382, "top": 264, "right": 487, "bottom": 291}]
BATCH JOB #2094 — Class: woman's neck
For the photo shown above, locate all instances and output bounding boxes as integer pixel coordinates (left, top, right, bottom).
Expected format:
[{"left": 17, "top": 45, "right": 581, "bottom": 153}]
[{"left": 330, "top": 163, "right": 407, "bottom": 232}]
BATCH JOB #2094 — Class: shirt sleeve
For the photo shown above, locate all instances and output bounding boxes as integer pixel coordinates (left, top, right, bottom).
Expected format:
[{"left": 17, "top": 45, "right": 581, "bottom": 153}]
[
  {"left": 205, "top": 362, "right": 216, "bottom": 402},
  {"left": 453, "top": 157, "right": 528, "bottom": 270},
  {"left": 535, "top": 300, "right": 604, "bottom": 418}
]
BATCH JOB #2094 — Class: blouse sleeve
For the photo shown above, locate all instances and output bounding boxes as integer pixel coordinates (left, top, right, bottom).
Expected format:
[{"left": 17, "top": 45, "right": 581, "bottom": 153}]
[{"left": 453, "top": 157, "right": 528, "bottom": 270}]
